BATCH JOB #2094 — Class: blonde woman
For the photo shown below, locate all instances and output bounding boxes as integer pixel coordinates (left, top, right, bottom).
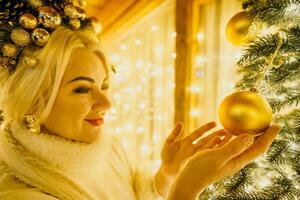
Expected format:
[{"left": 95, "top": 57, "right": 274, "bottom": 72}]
[{"left": 0, "top": 1, "right": 281, "bottom": 200}]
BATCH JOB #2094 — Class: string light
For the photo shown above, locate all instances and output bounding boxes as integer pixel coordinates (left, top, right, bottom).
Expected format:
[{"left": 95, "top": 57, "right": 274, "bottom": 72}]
[
  {"left": 134, "top": 38, "right": 142, "bottom": 46},
  {"left": 171, "top": 52, "right": 177, "bottom": 59},
  {"left": 195, "top": 55, "right": 206, "bottom": 66},
  {"left": 120, "top": 44, "right": 128, "bottom": 51},
  {"left": 104, "top": 9, "right": 175, "bottom": 162},
  {"left": 151, "top": 25, "right": 159, "bottom": 32},
  {"left": 190, "top": 109, "right": 200, "bottom": 117},
  {"left": 190, "top": 85, "right": 202, "bottom": 93},
  {"left": 170, "top": 31, "right": 177, "bottom": 38},
  {"left": 197, "top": 32, "right": 205, "bottom": 42}
]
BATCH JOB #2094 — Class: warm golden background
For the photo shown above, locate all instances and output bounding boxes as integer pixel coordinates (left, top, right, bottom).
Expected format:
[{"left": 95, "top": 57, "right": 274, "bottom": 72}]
[{"left": 86, "top": 0, "right": 242, "bottom": 164}]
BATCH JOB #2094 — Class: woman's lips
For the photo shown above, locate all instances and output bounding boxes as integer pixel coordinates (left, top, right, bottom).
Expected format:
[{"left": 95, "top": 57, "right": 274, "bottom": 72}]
[{"left": 85, "top": 118, "right": 104, "bottom": 126}]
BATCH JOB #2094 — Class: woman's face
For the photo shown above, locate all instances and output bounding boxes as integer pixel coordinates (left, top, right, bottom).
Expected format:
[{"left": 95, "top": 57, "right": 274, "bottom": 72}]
[{"left": 42, "top": 48, "right": 111, "bottom": 143}]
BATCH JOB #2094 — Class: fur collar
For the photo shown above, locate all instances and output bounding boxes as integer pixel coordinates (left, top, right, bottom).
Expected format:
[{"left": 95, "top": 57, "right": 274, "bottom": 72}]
[{"left": 10, "top": 121, "right": 113, "bottom": 176}]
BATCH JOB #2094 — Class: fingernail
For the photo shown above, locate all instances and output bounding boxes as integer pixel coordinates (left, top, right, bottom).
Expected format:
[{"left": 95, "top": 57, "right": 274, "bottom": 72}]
[{"left": 242, "top": 135, "right": 254, "bottom": 148}]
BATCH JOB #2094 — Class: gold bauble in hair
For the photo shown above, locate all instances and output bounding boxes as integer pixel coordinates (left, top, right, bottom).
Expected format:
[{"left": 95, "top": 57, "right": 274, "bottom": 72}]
[
  {"left": 20, "top": 55, "right": 38, "bottom": 67},
  {"left": 19, "top": 13, "right": 38, "bottom": 30},
  {"left": 2, "top": 43, "right": 19, "bottom": 57},
  {"left": 218, "top": 90, "right": 272, "bottom": 136},
  {"left": 64, "top": 4, "right": 86, "bottom": 19},
  {"left": 32, "top": 28, "right": 50, "bottom": 46},
  {"left": 11, "top": 28, "right": 31, "bottom": 47},
  {"left": 38, "top": 6, "right": 62, "bottom": 29},
  {"left": 28, "top": 0, "right": 43, "bottom": 8},
  {"left": 78, "top": 0, "right": 87, "bottom": 8},
  {"left": 0, "top": 56, "right": 9, "bottom": 69},
  {"left": 69, "top": 18, "right": 81, "bottom": 30},
  {"left": 226, "top": 11, "right": 253, "bottom": 46}
]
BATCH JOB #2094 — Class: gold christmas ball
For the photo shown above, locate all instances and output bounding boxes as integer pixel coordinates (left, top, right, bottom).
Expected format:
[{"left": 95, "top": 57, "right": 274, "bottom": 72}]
[
  {"left": 32, "top": 28, "right": 50, "bottom": 46},
  {"left": 19, "top": 13, "right": 38, "bottom": 30},
  {"left": 38, "top": 6, "right": 61, "bottom": 29},
  {"left": 11, "top": 28, "right": 31, "bottom": 47},
  {"left": 0, "top": 56, "right": 9, "bottom": 69},
  {"left": 28, "top": 0, "right": 43, "bottom": 8},
  {"left": 2, "top": 43, "right": 19, "bottom": 57},
  {"left": 218, "top": 91, "right": 272, "bottom": 135},
  {"left": 69, "top": 18, "right": 81, "bottom": 30},
  {"left": 226, "top": 11, "right": 252, "bottom": 46},
  {"left": 20, "top": 55, "right": 38, "bottom": 67},
  {"left": 64, "top": 4, "right": 86, "bottom": 19}
]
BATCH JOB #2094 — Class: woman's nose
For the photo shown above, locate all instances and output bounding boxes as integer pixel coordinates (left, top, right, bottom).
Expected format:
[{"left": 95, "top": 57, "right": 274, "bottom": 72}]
[{"left": 92, "top": 91, "right": 112, "bottom": 111}]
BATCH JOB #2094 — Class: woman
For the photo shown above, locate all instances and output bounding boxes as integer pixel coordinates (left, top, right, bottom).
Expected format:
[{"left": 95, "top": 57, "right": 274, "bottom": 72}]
[{"left": 0, "top": 1, "right": 281, "bottom": 200}]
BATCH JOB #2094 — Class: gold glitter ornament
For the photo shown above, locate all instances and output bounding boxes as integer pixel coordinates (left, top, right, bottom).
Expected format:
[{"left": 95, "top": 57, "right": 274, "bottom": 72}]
[
  {"left": 19, "top": 13, "right": 38, "bottom": 30},
  {"left": 11, "top": 28, "right": 31, "bottom": 47},
  {"left": 38, "top": 6, "right": 62, "bottom": 29},
  {"left": 2, "top": 43, "right": 19, "bottom": 57},
  {"left": 20, "top": 55, "right": 38, "bottom": 67},
  {"left": 69, "top": 18, "right": 81, "bottom": 30},
  {"left": 218, "top": 90, "right": 272, "bottom": 136},
  {"left": 0, "top": 56, "right": 9, "bottom": 69},
  {"left": 64, "top": 4, "right": 86, "bottom": 19},
  {"left": 226, "top": 11, "right": 253, "bottom": 46},
  {"left": 32, "top": 28, "right": 50, "bottom": 46},
  {"left": 28, "top": 0, "right": 43, "bottom": 8},
  {"left": 23, "top": 115, "right": 40, "bottom": 134}
]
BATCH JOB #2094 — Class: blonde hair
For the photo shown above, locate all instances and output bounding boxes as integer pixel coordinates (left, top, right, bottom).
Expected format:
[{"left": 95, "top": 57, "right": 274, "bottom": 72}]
[{"left": 0, "top": 26, "right": 109, "bottom": 128}]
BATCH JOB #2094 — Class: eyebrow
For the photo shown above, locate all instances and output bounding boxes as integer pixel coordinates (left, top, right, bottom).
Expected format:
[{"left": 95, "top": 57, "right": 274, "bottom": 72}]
[
  {"left": 67, "top": 75, "right": 109, "bottom": 84},
  {"left": 67, "top": 76, "right": 95, "bottom": 84}
]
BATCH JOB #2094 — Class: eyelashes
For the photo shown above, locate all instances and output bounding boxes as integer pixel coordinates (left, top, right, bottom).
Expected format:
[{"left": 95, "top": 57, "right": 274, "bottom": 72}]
[
  {"left": 73, "top": 84, "right": 109, "bottom": 94},
  {"left": 73, "top": 87, "right": 91, "bottom": 94}
]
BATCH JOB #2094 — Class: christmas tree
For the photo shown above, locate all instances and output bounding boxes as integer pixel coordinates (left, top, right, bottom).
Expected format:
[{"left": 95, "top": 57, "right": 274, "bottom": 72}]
[{"left": 200, "top": 0, "right": 300, "bottom": 199}]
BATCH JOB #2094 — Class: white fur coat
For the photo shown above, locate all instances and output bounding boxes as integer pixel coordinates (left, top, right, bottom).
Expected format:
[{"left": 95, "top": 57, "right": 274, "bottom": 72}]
[{"left": 0, "top": 121, "right": 163, "bottom": 200}]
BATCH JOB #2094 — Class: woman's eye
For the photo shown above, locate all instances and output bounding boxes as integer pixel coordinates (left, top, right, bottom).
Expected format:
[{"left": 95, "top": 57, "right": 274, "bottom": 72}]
[{"left": 73, "top": 87, "right": 91, "bottom": 94}]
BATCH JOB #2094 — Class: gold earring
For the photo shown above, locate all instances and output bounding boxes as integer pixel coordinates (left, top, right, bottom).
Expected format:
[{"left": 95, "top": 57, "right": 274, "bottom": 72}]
[{"left": 23, "top": 115, "right": 40, "bottom": 134}]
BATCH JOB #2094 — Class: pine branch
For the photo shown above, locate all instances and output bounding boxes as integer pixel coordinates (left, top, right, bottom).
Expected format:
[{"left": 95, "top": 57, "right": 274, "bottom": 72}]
[
  {"left": 268, "top": 92, "right": 300, "bottom": 113},
  {"left": 215, "top": 191, "right": 259, "bottom": 200},
  {"left": 242, "top": 0, "right": 300, "bottom": 26},
  {"left": 289, "top": 150, "right": 300, "bottom": 176},
  {"left": 238, "top": 27, "right": 300, "bottom": 65},
  {"left": 266, "top": 140, "right": 290, "bottom": 165},
  {"left": 223, "top": 163, "right": 257, "bottom": 193},
  {"left": 258, "top": 174, "right": 299, "bottom": 199},
  {"left": 266, "top": 61, "right": 300, "bottom": 85}
]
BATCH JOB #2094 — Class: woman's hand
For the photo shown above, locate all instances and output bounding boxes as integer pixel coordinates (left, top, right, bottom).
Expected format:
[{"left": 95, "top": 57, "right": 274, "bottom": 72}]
[
  {"left": 167, "top": 125, "right": 282, "bottom": 200},
  {"left": 155, "top": 121, "right": 232, "bottom": 197}
]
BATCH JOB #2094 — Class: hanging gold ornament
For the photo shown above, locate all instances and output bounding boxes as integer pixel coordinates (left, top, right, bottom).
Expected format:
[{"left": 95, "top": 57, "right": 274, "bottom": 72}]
[
  {"left": 32, "top": 28, "right": 50, "bottom": 46},
  {"left": 11, "top": 28, "right": 31, "bottom": 47},
  {"left": 2, "top": 43, "right": 19, "bottom": 57},
  {"left": 28, "top": 0, "right": 43, "bottom": 8},
  {"left": 38, "top": 6, "right": 62, "bottom": 29},
  {"left": 69, "top": 18, "right": 81, "bottom": 30},
  {"left": 226, "top": 11, "right": 253, "bottom": 46},
  {"left": 19, "top": 13, "right": 38, "bottom": 30},
  {"left": 218, "top": 90, "right": 272, "bottom": 136}
]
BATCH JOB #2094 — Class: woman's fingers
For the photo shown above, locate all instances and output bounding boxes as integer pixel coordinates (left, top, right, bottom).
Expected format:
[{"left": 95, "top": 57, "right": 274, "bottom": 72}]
[
  {"left": 214, "top": 133, "right": 255, "bottom": 165},
  {"left": 185, "top": 121, "right": 216, "bottom": 142},
  {"left": 216, "top": 133, "right": 233, "bottom": 148},
  {"left": 226, "top": 125, "right": 281, "bottom": 169},
  {"left": 166, "top": 122, "right": 184, "bottom": 143},
  {"left": 194, "top": 129, "right": 228, "bottom": 148}
]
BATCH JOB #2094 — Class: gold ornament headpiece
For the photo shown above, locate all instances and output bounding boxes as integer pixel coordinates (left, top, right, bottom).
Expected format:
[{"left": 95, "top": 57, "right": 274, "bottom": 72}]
[{"left": 0, "top": 0, "right": 92, "bottom": 73}]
